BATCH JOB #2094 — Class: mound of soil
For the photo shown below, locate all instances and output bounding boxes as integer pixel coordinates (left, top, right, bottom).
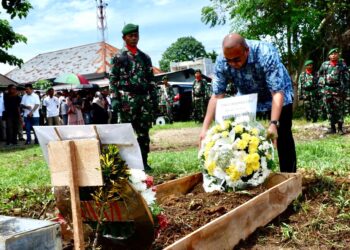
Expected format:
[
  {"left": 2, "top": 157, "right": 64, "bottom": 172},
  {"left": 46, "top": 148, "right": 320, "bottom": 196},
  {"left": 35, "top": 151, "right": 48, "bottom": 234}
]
[{"left": 152, "top": 183, "right": 267, "bottom": 249}]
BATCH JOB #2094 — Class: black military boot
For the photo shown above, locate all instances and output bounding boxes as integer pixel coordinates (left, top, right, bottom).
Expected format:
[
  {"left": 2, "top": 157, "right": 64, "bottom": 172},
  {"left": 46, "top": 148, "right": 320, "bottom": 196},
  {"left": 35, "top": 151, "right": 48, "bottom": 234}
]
[
  {"left": 325, "top": 123, "right": 336, "bottom": 134},
  {"left": 338, "top": 122, "right": 345, "bottom": 135}
]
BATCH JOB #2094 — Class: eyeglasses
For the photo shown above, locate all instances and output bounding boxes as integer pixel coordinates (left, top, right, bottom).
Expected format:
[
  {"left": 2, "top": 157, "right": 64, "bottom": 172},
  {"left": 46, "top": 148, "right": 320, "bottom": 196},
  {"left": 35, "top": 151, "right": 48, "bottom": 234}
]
[{"left": 225, "top": 57, "right": 242, "bottom": 63}]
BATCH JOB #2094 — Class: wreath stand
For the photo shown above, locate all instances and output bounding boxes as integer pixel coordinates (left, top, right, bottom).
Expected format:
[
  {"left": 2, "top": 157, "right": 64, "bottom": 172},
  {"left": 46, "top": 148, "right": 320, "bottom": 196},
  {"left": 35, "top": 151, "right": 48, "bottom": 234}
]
[{"left": 46, "top": 126, "right": 154, "bottom": 250}]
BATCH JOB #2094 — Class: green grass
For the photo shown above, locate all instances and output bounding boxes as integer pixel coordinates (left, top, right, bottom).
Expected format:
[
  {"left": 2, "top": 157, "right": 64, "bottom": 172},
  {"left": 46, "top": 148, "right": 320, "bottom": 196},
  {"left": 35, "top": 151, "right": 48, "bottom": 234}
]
[
  {"left": 296, "top": 136, "right": 350, "bottom": 173},
  {"left": 0, "top": 146, "right": 50, "bottom": 188},
  {"left": 148, "top": 148, "right": 200, "bottom": 176},
  {"left": 150, "top": 121, "right": 201, "bottom": 134}
]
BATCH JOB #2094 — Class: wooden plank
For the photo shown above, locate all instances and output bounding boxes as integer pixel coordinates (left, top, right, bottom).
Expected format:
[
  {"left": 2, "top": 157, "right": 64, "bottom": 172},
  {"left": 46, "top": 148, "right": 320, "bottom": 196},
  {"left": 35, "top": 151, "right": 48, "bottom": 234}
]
[
  {"left": 156, "top": 173, "right": 203, "bottom": 203},
  {"left": 68, "top": 141, "right": 85, "bottom": 250},
  {"left": 164, "top": 173, "right": 302, "bottom": 250},
  {"left": 47, "top": 139, "right": 102, "bottom": 187}
]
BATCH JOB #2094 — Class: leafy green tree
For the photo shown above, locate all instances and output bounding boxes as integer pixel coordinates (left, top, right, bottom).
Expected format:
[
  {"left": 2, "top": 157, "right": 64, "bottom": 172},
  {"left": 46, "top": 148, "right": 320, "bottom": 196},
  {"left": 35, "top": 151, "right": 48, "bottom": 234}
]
[
  {"left": 207, "top": 50, "right": 218, "bottom": 62},
  {"left": 0, "top": 0, "right": 32, "bottom": 67},
  {"left": 33, "top": 79, "right": 52, "bottom": 91},
  {"left": 159, "top": 36, "right": 208, "bottom": 72},
  {"left": 201, "top": 0, "right": 350, "bottom": 77},
  {"left": 201, "top": 0, "right": 350, "bottom": 105}
]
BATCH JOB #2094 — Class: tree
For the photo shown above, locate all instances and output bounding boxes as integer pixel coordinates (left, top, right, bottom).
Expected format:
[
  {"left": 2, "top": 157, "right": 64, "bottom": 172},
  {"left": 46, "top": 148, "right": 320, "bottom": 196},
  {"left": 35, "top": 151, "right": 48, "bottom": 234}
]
[
  {"left": 201, "top": 0, "right": 350, "bottom": 77},
  {"left": 33, "top": 79, "right": 52, "bottom": 90},
  {"left": 159, "top": 37, "right": 208, "bottom": 72},
  {"left": 0, "top": 0, "right": 32, "bottom": 67},
  {"left": 201, "top": 0, "right": 350, "bottom": 105},
  {"left": 207, "top": 50, "right": 218, "bottom": 62}
]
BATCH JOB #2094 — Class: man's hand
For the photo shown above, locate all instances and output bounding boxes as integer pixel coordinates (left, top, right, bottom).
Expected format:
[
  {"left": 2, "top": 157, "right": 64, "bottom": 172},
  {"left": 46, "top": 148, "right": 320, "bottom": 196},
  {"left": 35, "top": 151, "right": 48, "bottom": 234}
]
[
  {"left": 198, "top": 128, "right": 207, "bottom": 149},
  {"left": 267, "top": 123, "right": 278, "bottom": 148}
]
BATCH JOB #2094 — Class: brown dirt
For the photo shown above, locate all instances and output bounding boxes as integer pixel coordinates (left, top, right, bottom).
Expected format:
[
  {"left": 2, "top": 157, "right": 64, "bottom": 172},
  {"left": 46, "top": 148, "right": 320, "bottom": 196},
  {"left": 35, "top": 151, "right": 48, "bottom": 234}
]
[
  {"left": 3, "top": 123, "right": 350, "bottom": 249},
  {"left": 150, "top": 127, "right": 201, "bottom": 151},
  {"left": 152, "top": 183, "right": 267, "bottom": 249}
]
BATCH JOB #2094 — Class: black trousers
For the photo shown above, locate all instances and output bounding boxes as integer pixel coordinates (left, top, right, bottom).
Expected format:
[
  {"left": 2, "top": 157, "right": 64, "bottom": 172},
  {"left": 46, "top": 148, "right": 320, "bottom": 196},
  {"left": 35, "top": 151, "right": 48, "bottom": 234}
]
[{"left": 261, "top": 104, "right": 297, "bottom": 173}]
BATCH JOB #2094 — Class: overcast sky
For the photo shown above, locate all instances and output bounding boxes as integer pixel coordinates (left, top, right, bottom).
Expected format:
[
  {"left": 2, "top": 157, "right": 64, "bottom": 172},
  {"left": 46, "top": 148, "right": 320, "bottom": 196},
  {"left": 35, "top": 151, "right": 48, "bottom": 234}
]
[{"left": 0, "top": 0, "right": 231, "bottom": 75}]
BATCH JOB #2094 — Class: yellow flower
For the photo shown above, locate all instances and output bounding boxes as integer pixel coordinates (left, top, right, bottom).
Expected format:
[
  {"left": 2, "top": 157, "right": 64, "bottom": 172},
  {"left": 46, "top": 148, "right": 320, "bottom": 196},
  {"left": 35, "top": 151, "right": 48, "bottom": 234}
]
[
  {"left": 251, "top": 161, "right": 260, "bottom": 171},
  {"left": 251, "top": 153, "right": 260, "bottom": 162},
  {"left": 213, "top": 124, "right": 222, "bottom": 133},
  {"left": 221, "top": 131, "right": 229, "bottom": 138},
  {"left": 250, "top": 128, "right": 259, "bottom": 136},
  {"left": 244, "top": 154, "right": 253, "bottom": 164},
  {"left": 204, "top": 141, "right": 215, "bottom": 159},
  {"left": 226, "top": 165, "right": 241, "bottom": 181},
  {"left": 205, "top": 141, "right": 215, "bottom": 151},
  {"left": 222, "top": 120, "right": 231, "bottom": 130},
  {"left": 266, "top": 153, "right": 272, "bottom": 160},
  {"left": 241, "top": 133, "right": 251, "bottom": 141},
  {"left": 234, "top": 124, "right": 243, "bottom": 134},
  {"left": 207, "top": 161, "right": 216, "bottom": 175},
  {"left": 245, "top": 166, "right": 253, "bottom": 175},
  {"left": 250, "top": 136, "right": 260, "bottom": 145},
  {"left": 248, "top": 144, "right": 258, "bottom": 153},
  {"left": 237, "top": 139, "right": 248, "bottom": 150}
]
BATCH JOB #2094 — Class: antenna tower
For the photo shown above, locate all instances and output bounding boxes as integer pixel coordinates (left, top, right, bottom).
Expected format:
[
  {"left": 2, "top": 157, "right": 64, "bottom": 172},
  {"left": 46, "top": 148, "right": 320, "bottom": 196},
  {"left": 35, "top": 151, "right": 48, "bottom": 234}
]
[{"left": 96, "top": 0, "right": 108, "bottom": 42}]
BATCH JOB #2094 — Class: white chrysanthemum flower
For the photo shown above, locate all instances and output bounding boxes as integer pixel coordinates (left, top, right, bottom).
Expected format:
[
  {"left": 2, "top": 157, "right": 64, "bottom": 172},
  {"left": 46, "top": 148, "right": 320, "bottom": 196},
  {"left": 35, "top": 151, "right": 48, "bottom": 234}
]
[
  {"left": 261, "top": 157, "right": 267, "bottom": 169},
  {"left": 141, "top": 188, "right": 156, "bottom": 205},
  {"left": 212, "top": 133, "right": 222, "bottom": 141},
  {"left": 131, "top": 181, "right": 147, "bottom": 192},
  {"left": 203, "top": 174, "right": 223, "bottom": 192},
  {"left": 129, "top": 169, "right": 147, "bottom": 183},
  {"left": 229, "top": 129, "right": 236, "bottom": 142},
  {"left": 213, "top": 167, "right": 226, "bottom": 179}
]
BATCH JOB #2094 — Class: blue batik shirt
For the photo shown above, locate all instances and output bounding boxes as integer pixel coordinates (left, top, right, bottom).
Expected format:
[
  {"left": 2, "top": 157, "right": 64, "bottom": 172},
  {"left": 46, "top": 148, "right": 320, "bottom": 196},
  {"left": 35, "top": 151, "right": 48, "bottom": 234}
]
[{"left": 212, "top": 40, "right": 294, "bottom": 112}]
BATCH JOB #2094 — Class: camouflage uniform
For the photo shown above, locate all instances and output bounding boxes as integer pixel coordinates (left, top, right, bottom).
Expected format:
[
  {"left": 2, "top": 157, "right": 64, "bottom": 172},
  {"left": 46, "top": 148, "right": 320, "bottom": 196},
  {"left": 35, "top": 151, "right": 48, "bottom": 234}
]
[
  {"left": 298, "top": 71, "right": 319, "bottom": 122},
  {"left": 158, "top": 84, "right": 175, "bottom": 123},
  {"left": 109, "top": 46, "right": 158, "bottom": 169},
  {"left": 318, "top": 59, "right": 349, "bottom": 133},
  {"left": 192, "top": 78, "right": 211, "bottom": 122}
]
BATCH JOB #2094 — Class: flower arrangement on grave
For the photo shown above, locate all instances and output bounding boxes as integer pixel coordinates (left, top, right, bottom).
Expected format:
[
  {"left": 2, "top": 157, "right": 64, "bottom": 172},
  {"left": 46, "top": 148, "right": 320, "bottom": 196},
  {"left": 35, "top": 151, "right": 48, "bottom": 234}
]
[
  {"left": 199, "top": 119, "right": 276, "bottom": 192},
  {"left": 88, "top": 145, "right": 167, "bottom": 246}
]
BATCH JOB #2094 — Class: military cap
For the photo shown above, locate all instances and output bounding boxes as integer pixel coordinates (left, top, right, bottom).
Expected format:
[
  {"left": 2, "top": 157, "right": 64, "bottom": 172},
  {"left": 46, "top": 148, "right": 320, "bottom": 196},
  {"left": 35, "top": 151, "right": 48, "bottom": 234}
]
[
  {"left": 162, "top": 75, "right": 168, "bottom": 80},
  {"left": 194, "top": 69, "right": 202, "bottom": 73},
  {"left": 122, "top": 23, "right": 139, "bottom": 35},
  {"left": 304, "top": 60, "right": 313, "bottom": 66},
  {"left": 328, "top": 48, "right": 339, "bottom": 56}
]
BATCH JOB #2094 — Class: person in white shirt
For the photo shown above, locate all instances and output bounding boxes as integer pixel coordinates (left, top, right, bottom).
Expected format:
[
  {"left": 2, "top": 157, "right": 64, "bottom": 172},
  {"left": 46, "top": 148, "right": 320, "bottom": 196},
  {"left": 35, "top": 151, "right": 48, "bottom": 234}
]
[
  {"left": 20, "top": 83, "right": 41, "bottom": 145},
  {"left": 57, "top": 91, "right": 68, "bottom": 125},
  {"left": 43, "top": 88, "right": 60, "bottom": 125}
]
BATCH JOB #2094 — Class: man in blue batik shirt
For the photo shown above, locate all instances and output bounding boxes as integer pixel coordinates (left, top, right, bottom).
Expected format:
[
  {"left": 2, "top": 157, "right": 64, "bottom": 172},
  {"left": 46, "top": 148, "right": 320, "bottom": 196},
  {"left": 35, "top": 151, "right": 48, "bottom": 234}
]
[{"left": 200, "top": 33, "right": 296, "bottom": 173}]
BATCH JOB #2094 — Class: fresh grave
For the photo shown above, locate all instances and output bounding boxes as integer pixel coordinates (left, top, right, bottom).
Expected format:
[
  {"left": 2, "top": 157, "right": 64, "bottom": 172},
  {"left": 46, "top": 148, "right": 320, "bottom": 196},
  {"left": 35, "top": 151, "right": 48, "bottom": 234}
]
[{"left": 34, "top": 124, "right": 167, "bottom": 249}]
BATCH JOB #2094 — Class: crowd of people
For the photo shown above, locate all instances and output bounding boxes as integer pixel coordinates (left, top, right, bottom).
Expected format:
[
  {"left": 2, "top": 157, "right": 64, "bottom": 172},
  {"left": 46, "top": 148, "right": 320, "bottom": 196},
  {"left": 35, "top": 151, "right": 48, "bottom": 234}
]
[
  {"left": 1, "top": 22, "right": 348, "bottom": 174},
  {"left": 0, "top": 84, "right": 112, "bottom": 146},
  {"left": 298, "top": 48, "right": 349, "bottom": 134}
]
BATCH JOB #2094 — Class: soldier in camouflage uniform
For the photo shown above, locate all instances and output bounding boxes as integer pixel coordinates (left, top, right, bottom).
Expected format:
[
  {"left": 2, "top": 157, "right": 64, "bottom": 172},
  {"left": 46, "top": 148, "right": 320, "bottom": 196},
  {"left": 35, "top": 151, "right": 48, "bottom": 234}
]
[
  {"left": 109, "top": 23, "right": 158, "bottom": 170},
  {"left": 192, "top": 69, "right": 211, "bottom": 123},
  {"left": 158, "top": 75, "right": 175, "bottom": 123},
  {"left": 298, "top": 60, "right": 319, "bottom": 122},
  {"left": 318, "top": 48, "right": 349, "bottom": 134}
]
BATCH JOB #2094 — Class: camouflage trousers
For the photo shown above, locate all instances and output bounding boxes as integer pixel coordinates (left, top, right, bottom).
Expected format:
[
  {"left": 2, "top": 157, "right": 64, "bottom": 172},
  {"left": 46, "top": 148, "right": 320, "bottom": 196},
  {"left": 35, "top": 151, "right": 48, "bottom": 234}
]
[
  {"left": 159, "top": 103, "right": 173, "bottom": 122},
  {"left": 345, "top": 89, "right": 350, "bottom": 116},
  {"left": 303, "top": 93, "right": 319, "bottom": 122},
  {"left": 111, "top": 92, "right": 154, "bottom": 169},
  {"left": 192, "top": 97, "right": 207, "bottom": 122},
  {"left": 322, "top": 89, "right": 345, "bottom": 124}
]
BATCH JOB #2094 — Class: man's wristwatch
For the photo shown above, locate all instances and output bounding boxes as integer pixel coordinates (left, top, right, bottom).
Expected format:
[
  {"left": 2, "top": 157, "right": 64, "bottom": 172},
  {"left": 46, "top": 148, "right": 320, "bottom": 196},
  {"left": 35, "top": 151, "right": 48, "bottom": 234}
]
[{"left": 269, "top": 120, "right": 280, "bottom": 127}]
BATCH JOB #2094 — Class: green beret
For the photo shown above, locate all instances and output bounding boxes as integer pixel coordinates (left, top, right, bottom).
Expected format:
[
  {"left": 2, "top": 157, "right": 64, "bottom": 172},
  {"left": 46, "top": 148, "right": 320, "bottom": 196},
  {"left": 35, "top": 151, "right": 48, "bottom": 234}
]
[
  {"left": 122, "top": 23, "right": 139, "bottom": 35},
  {"left": 304, "top": 60, "right": 313, "bottom": 66},
  {"left": 162, "top": 75, "right": 168, "bottom": 80},
  {"left": 328, "top": 48, "right": 339, "bottom": 56}
]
